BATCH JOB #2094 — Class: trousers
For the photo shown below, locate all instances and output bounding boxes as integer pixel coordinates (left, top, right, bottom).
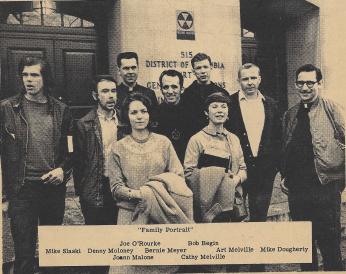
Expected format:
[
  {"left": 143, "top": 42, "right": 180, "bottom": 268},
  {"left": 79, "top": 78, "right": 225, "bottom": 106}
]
[
  {"left": 9, "top": 180, "right": 66, "bottom": 274},
  {"left": 288, "top": 180, "right": 344, "bottom": 271}
]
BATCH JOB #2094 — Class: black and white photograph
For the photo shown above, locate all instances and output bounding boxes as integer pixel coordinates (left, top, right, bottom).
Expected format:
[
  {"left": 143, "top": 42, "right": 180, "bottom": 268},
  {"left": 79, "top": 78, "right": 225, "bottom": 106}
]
[{"left": 0, "top": 0, "right": 345, "bottom": 273}]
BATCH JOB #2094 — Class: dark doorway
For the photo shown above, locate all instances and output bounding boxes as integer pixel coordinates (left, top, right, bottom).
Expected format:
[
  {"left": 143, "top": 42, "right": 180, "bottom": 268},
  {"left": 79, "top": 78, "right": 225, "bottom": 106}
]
[
  {"left": 0, "top": 1, "right": 101, "bottom": 119},
  {"left": 240, "top": 0, "right": 319, "bottom": 114},
  {"left": 240, "top": 0, "right": 288, "bottom": 114},
  {"left": 0, "top": 26, "right": 97, "bottom": 118}
]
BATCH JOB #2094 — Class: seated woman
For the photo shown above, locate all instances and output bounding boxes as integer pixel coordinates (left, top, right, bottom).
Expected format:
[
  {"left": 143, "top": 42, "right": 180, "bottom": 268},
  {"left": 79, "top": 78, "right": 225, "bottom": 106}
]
[
  {"left": 108, "top": 92, "right": 192, "bottom": 274},
  {"left": 184, "top": 92, "right": 247, "bottom": 223}
]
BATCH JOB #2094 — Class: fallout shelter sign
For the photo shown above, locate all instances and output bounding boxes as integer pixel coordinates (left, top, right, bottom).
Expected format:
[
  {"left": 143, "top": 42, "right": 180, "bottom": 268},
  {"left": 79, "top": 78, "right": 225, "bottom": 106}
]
[{"left": 176, "top": 11, "right": 195, "bottom": 40}]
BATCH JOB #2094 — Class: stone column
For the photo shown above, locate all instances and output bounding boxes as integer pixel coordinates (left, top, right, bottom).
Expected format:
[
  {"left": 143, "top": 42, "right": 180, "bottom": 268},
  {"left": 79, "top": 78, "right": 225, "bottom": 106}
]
[{"left": 319, "top": 1, "right": 346, "bottom": 103}]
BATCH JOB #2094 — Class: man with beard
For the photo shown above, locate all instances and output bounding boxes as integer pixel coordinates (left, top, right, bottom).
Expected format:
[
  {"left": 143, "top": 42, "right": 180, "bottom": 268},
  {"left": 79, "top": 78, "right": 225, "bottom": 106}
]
[
  {"left": 182, "top": 52, "right": 229, "bottom": 140},
  {"left": 115, "top": 52, "right": 158, "bottom": 111},
  {"left": 156, "top": 69, "right": 187, "bottom": 162},
  {"left": 281, "top": 64, "right": 344, "bottom": 271},
  {"left": 0, "top": 56, "right": 72, "bottom": 274},
  {"left": 225, "top": 63, "right": 281, "bottom": 272},
  {"left": 73, "top": 75, "right": 120, "bottom": 273}
]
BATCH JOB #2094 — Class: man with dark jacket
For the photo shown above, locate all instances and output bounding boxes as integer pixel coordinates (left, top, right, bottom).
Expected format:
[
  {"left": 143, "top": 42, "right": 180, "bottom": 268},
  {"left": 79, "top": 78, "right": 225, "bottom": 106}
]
[
  {"left": 0, "top": 56, "right": 73, "bottom": 274},
  {"left": 181, "top": 53, "right": 229, "bottom": 140},
  {"left": 73, "top": 75, "right": 121, "bottom": 273},
  {"left": 115, "top": 51, "right": 158, "bottom": 111},
  {"left": 225, "top": 63, "right": 281, "bottom": 272},
  {"left": 73, "top": 75, "right": 120, "bottom": 225},
  {"left": 281, "top": 64, "right": 344, "bottom": 271},
  {"left": 155, "top": 69, "right": 187, "bottom": 162}
]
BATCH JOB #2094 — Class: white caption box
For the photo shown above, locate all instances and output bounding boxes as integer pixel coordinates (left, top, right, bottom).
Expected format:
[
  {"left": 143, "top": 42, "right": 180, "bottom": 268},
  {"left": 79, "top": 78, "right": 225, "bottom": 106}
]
[{"left": 39, "top": 222, "right": 311, "bottom": 266}]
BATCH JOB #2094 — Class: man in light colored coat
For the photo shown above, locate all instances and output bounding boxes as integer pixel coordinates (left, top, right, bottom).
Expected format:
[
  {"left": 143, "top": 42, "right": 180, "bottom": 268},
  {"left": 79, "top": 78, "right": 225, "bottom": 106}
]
[{"left": 281, "top": 64, "right": 344, "bottom": 271}]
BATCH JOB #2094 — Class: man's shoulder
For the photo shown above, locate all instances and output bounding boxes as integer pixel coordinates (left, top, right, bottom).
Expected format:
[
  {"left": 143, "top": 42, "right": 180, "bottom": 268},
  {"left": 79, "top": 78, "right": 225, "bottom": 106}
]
[
  {"left": 182, "top": 81, "right": 198, "bottom": 95},
  {"left": 136, "top": 84, "right": 155, "bottom": 93},
  {"left": 263, "top": 94, "right": 277, "bottom": 104},
  {"left": 0, "top": 94, "right": 21, "bottom": 108},
  {"left": 283, "top": 103, "right": 300, "bottom": 120},
  {"left": 49, "top": 95, "right": 68, "bottom": 109},
  {"left": 229, "top": 91, "right": 240, "bottom": 100},
  {"left": 320, "top": 96, "right": 344, "bottom": 111},
  {"left": 78, "top": 108, "right": 97, "bottom": 124},
  {"left": 210, "top": 82, "right": 229, "bottom": 95}
]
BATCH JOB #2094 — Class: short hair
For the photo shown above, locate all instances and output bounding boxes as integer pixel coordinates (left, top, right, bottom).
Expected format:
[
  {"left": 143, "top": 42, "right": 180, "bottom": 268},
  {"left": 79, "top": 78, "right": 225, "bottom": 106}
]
[
  {"left": 191, "top": 53, "right": 212, "bottom": 68},
  {"left": 117, "top": 52, "right": 138, "bottom": 68},
  {"left": 159, "top": 70, "right": 184, "bottom": 89},
  {"left": 238, "top": 63, "right": 261, "bottom": 79},
  {"left": 92, "top": 74, "right": 117, "bottom": 93},
  {"left": 295, "top": 64, "right": 322, "bottom": 82},
  {"left": 18, "top": 56, "right": 54, "bottom": 95},
  {"left": 121, "top": 92, "right": 154, "bottom": 131},
  {"left": 204, "top": 92, "right": 230, "bottom": 112}
]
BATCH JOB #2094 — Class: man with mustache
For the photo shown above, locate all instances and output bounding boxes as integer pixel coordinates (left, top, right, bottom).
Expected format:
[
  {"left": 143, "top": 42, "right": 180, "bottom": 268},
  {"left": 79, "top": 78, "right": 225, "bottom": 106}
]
[
  {"left": 0, "top": 56, "right": 73, "bottom": 274},
  {"left": 281, "top": 64, "right": 344, "bottom": 271},
  {"left": 182, "top": 52, "right": 229, "bottom": 140},
  {"left": 115, "top": 52, "right": 158, "bottom": 116},
  {"left": 73, "top": 75, "right": 120, "bottom": 273},
  {"left": 73, "top": 75, "right": 120, "bottom": 225},
  {"left": 225, "top": 63, "right": 281, "bottom": 272}
]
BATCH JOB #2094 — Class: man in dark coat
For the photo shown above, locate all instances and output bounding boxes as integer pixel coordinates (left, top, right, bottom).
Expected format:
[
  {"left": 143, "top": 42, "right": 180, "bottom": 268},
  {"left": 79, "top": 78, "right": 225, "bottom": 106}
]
[
  {"left": 155, "top": 69, "right": 187, "bottom": 162},
  {"left": 0, "top": 56, "right": 73, "bottom": 274},
  {"left": 115, "top": 51, "right": 158, "bottom": 113},
  {"left": 181, "top": 52, "right": 229, "bottom": 140},
  {"left": 225, "top": 63, "right": 281, "bottom": 272},
  {"left": 73, "top": 75, "right": 120, "bottom": 274},
  {"left": 281, "top": 64, "right": 344, "bottom": 271}
]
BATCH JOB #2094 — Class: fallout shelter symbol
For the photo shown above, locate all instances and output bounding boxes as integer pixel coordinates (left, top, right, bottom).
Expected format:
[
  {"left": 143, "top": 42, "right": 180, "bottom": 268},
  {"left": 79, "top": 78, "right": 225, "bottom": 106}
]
[
  {"left": 177, "top": 12, "right": 193, "bottom": 30},
  {"left": 176, "top": 10, "right": 195, "bottom": 40}
]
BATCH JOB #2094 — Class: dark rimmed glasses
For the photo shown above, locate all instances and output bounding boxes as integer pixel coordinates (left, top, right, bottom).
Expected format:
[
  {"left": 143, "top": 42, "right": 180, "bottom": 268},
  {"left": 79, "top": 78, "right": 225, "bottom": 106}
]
[{"left": 296, "top": 81, "right": 318, "bottom": 88}]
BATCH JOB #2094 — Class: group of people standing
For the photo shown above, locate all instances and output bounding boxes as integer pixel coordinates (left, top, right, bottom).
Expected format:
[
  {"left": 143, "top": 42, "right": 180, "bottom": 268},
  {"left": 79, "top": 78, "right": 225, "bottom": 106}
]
[{"left": 0, "top": 51, "right": 344, "bottom": 274}]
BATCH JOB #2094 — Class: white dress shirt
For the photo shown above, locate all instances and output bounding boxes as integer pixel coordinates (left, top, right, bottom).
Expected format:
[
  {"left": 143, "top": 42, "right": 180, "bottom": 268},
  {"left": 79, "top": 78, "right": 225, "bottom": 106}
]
[
  {"left": 239, "top": 90, "right": 265, "bottom": 157},
  {"left": 98, "top": 110, "right": 118, "bottom": 177}
]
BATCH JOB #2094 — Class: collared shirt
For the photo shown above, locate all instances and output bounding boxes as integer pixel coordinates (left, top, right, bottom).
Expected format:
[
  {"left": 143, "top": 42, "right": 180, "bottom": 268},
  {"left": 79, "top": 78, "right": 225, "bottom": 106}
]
[
  {"left": 184, "top": 125, "right": 247, "bottom": 183},
  {"left": 201, "top": 125, "right": 231, "bottom": 159},
  {"left": 239, "top": 90, "right": 265, "bottom": 157},
  {"left": 97, "top": 109, "right": 118, "bottom": 177}
]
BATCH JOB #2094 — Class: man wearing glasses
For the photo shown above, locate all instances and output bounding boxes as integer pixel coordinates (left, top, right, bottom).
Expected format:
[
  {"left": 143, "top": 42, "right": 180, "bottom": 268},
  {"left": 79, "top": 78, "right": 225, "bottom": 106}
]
[{"left": 281, "top": 64, "right": 345, "bottom": 271}]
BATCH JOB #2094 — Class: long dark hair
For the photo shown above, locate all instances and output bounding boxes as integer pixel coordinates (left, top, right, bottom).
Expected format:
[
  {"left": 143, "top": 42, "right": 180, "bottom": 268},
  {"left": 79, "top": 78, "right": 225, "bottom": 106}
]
[{"left": 18, "top": 56, "right": 54, "bottom": 95}]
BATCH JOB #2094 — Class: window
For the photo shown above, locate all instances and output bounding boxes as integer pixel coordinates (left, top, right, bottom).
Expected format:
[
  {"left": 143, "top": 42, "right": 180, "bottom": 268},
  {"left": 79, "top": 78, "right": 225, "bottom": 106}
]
[{"left": 6, "top": 1, "right": 94, "bottom": 28}]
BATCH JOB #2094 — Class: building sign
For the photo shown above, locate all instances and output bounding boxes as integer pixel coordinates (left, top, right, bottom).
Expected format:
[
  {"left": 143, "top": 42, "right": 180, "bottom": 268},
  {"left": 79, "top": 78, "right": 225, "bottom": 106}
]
[
  {"left": 176, "top": 11, "right": 195, "bottom": 40},
  {"left": 145, "top": 51, "right": 226, "bottom": 92}
]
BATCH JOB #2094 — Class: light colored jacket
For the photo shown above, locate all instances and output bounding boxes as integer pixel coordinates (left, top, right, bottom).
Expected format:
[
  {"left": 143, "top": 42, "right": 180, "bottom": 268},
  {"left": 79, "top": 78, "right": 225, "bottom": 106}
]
[
  {"left": 188, "top": 166, "right": 241, "bottom": 222},
  {"left": 132, "top": 172, "right": 194, "bottom": 224},
  {"left": 184, "top": 126, "right": 247, "bottom": 222},
  {"left": 281, "top": 96, "right": 345, "bottom": 187}
]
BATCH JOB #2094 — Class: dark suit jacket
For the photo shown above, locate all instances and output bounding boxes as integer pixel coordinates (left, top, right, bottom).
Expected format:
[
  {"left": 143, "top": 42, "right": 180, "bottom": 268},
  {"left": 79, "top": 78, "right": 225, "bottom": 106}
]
[
  {"left": 73, "top": 107, "right": 126, "bottom": 206},
  {"left": 225, "top": 91, "right": 281, "bottom": 191}
]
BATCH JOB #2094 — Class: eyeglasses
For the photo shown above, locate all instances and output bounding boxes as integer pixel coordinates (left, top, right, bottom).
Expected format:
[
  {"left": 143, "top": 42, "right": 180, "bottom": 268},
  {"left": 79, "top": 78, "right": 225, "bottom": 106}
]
[{"left": 296, "top": 81, "right": 318, "bottom": 88}]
